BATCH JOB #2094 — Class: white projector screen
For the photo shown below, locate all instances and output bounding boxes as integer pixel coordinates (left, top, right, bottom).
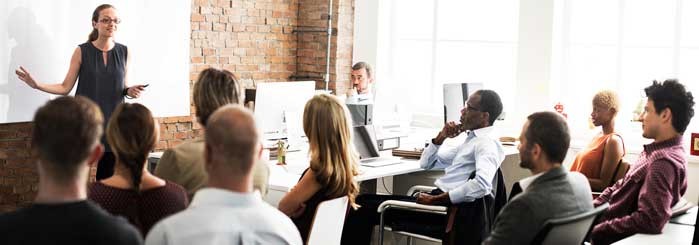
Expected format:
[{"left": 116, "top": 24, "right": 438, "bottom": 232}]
[{"left": 0, "top": 0, "right": 191, "bottom": 123}]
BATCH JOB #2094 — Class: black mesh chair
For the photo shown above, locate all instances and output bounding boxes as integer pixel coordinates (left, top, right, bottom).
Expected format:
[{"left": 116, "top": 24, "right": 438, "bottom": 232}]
[{"left": 530, "top": 203, "right": 609, "bottom": 245}]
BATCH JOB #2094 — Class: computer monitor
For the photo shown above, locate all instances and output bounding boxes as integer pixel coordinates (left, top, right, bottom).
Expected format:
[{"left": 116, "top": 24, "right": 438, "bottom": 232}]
[
  {"left": 254, "top": 81, "right": 316, "bottom": 140},
  {"left": 443, "top": 83, "right": 483, "bottom": 123},
  {"left": 347, "top": 104, "right": 373, "bottom": 126},
  {"left": 352, "top": 125, "right": 380, "bottom": 159}
]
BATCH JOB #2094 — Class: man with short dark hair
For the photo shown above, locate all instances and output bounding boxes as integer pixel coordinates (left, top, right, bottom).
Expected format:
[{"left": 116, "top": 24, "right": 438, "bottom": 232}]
[
  {"left": 146, "top": 105, "right": 302, "bottom": 245},
  {"left": 0, "top": 96, "right": 142, "bottom": 245},
  {"left": 591, "top": 79, "right": 695, "bottom": 244},
  {"left": 483, "top": 111, "right": 593, "bottom": 244}
]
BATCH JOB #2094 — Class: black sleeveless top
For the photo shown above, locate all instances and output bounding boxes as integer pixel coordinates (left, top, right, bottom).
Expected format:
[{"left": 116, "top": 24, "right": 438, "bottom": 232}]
[
  {"left": 293, "top": 168, "right": 333, "bottom": 243},
  {"left": 77, "top": 42, "right": 127, "bottom": 152}
]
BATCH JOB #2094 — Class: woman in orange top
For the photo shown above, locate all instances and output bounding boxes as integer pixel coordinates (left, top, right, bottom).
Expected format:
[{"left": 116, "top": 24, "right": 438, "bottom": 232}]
[{"left": 570, "top": 90, "right": 625, "bottom": 192}]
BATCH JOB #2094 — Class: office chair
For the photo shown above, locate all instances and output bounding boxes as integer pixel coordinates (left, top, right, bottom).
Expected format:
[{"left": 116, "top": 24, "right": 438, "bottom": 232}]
[
  {"left": 530, "top": 203, "right": 610, "bottom": 245},
  {"left": 307, "top": 196, "right": 350, "bottom": 245},
  {"left": 592, "top": 159, "right": 630, "bottom": 198},
  {"left": 377, "top": 169, "right": 506, "bottom": 245}
]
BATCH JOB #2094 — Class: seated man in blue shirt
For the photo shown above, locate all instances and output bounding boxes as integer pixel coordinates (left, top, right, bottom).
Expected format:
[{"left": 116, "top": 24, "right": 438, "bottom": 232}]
[{"left": 342, "top": 90, "right": 505, "bottom": 244}]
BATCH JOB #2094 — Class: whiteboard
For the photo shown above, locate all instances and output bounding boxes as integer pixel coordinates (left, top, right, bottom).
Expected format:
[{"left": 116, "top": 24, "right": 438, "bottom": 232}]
[{"left": 0, "top": 0, "right": 190, "bottom": 123}]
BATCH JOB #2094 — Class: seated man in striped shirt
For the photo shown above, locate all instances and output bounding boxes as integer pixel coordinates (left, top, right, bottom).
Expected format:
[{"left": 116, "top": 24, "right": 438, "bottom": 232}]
[{"left": 591, "top": 79, "right": 695, "bottom": 244}]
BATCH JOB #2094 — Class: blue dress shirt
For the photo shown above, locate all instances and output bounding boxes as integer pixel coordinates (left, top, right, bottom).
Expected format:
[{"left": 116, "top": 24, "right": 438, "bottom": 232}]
[{"left": 418, "top": 126, "right": 505, "bottom": 203}]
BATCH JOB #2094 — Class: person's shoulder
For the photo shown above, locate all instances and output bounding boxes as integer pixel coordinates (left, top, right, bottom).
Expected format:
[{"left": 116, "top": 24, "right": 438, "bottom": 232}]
[
  {"left": 172, "top": 139, "right": 204, "bottom": 155},
  {"left": 254, "top": 204, "right": 301, "bottom": 240},
  {"left": 257, "top": 202, "right": 296, "bottom": 224},
  {"left": 83, "top": 203, "right": 142, "bottom": 243},
  {"left": 0, "top": 208, "right": 28, "bottom": 229},
  {"left": 114, "top": 42, "right": 127, "bottom": 49}
]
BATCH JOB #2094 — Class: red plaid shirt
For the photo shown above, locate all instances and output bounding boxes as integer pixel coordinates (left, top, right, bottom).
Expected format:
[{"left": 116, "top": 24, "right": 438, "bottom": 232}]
[{"left": 591, "top": 136, "right": 687, "bottom": 244}]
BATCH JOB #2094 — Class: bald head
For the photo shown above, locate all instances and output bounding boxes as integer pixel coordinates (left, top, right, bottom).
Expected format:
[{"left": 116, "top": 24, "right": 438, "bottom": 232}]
[{"left": 205, "top": 105, "right": 259, "bottom": 176}]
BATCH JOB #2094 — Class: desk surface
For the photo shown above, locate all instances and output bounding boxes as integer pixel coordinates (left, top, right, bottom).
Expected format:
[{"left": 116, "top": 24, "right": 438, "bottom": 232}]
[
  {"left": 148, "top": 127, "right": 520, "bottom": 193},
  {"left": 612, "top": 223, "right": 694, "bottom": 244}
]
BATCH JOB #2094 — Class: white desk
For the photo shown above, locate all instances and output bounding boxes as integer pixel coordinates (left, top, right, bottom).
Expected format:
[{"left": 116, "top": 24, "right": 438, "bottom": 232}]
[
  {"left": 612, "top": 223, "right": 694, "bottom": 244},
  {"left": 264, "top": 151, "right": 424, "bottom": 206},
  {"left": 263, "top": 141, "right": 520, "bottom": 206}
]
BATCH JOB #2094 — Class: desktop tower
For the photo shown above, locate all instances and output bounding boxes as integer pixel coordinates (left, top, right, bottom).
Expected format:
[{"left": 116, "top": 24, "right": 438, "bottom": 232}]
[{"left": 347, "top": 104, "right": 373, "bottom": 126}]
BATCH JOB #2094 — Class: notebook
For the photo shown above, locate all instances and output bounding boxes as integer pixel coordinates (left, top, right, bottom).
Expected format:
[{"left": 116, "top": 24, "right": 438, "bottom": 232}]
[{"left": 353, "top": 125, "right": 402, "bottom": 167}]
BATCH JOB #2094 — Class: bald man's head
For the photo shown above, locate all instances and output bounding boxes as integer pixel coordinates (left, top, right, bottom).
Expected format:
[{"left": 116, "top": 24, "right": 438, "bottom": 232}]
[{"left": 205, "top": 105, "right": 259, "bottom": 176}]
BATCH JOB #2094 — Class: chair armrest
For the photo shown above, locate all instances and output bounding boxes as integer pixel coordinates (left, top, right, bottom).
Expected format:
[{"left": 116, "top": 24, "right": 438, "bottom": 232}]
[
  {"left": 407, "top": 185, "right": 437, "bottom": 195},
  {"left": 377, "top": 200, "right": 448, "bottom": 214}
]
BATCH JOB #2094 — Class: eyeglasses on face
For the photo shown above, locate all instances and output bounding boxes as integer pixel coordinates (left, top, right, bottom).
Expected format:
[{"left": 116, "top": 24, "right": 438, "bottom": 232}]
[
  {"left": 98, "top": 18, "right": 121, "bottom": 24},
  {"left": 465, "top": 104, "right": 482, "bottom": 112}
]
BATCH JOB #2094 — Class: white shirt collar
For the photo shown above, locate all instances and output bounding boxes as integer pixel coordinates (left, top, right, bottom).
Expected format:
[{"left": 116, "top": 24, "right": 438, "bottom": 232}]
[
  {"left": 519, "top": 171, "right": 545, "bottom": 191},
  {"left": 190, "top": 188, "right": 261, "bottom": 208},
  {"left": 468, "top": 126, "right": 497, "bottom": 138}
]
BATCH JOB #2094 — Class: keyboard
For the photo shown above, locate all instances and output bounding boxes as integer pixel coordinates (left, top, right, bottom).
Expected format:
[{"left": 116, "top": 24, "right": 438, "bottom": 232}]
[{"left": 359, "top": 157, "right": 402, "bottom": 167}]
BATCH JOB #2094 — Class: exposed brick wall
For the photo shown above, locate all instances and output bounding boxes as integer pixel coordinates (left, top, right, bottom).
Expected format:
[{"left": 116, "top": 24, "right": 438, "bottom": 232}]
[
  {"left": 0, "top": 0, "right": 353, "bottom": 213},
  {"left": 295, "top": 0, "right": 354, "bottom": 93}
]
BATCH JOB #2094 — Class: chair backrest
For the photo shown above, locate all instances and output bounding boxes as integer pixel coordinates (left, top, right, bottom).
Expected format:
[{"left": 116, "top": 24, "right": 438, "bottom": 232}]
[
  {"left": 531, "top": 203, "right": 609, "bottom": 245},
  {"left": 307, "top": 196, "right": 349, "bottom": 245},
  {"left": 609, "top": 159, "right": 631, "bottom": 187}
]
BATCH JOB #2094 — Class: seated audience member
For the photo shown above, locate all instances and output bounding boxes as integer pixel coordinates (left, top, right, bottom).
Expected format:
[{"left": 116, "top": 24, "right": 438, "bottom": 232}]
[
  {"left": 342, "top": 90, "right": 505, "bottom": 244},
  {"left": 146, "top": 105, "right": 302, "bottom": 244},
  {"left": 0, "top": 96, "right": 142, "bottom": 245},
  {"left": 154, "top": 68, "right": 269, "bottom": 199},
  {"left": 591, "top": 79, "right": 695, "bottom": 244},
  {"left": 570, "top": 90, "right": 625, "bottom": 191},
  {"left": 278, "top": 94, "right": 360, "bottom": 243},
  {"left": 346, "top": 61, "right": 375, "bottom": 104},
  {"left": 484, "top": 111, "right": 593, "bottom": 244},
  {"left": 89, "top": 103, "right": 188, "bottom": 236}
]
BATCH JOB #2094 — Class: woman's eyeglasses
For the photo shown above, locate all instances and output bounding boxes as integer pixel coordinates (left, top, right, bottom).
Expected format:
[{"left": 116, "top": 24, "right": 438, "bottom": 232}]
[{"left": 98, "top": 18, "right": 121, "bottom": 24}]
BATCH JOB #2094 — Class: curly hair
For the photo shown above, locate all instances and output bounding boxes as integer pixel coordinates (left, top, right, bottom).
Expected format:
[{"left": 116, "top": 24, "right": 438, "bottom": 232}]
[
  {"left": 644, "top": 79, "right": 695, "bottom": 133},
  {"left": 593, "top": 90, "right": 620, "bottom": 112}
]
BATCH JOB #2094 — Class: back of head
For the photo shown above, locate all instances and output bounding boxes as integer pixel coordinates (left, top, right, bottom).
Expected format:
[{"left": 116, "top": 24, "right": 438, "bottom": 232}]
[
  {"left": 205, "top": 105, "right": 258, "bottom": 177},
  {"left": 32, "top": 96, "right": 103, "bottom": 183},
  {"left": 303, "top": 94, "right": 359, "bottom": 206},
  {"left": 644, "top": 79, "right": 695, "bottom": 133},
  {"left": 193, "top": 68, "right": 242, "bottom": 126},
  {"left": 476, "top": 90, "right": 503, "bottom": 126},
  {"left": 526, "top": 111, "right": 571, "bottom": 163},
  {"left": 106, "top": 103, "right": 157, "bottom": 193}
]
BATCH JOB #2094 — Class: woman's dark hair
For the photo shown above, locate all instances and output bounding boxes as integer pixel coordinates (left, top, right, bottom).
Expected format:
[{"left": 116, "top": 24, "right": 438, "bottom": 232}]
[
  {"left": 525, "top": 111, "right": 570, "bottom": 163},
  {"left": 88, "top": 4, "right": 115, "bottom": 42},
  {"left": 106, "top": 103, "right": 157, "bottom": 194},
  {"left": 644, "top": 79, "right": 695, "bottom": 133}
]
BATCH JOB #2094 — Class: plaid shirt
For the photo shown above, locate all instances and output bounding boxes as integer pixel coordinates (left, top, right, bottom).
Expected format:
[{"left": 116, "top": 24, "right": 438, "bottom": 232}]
[{"left": 592, "top": 136, "right": 687, "bottom": 244}]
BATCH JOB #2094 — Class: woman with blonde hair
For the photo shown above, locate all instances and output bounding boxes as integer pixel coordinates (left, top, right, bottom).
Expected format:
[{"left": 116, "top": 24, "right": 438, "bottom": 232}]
[
  {"left": 570, "top": 90, "right": 625, "bottom": 191},
  {"left": 88, "top": 103, "right": 188, "bottom": 236},
  {"left": 278, "top": 94, "right": 360, "bottom": 243}
]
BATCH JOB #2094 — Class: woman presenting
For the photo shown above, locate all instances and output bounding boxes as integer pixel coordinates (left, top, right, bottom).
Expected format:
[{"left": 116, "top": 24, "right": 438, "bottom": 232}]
[{"left": 15, "top": 4, "right": 146, "bottom": 180}]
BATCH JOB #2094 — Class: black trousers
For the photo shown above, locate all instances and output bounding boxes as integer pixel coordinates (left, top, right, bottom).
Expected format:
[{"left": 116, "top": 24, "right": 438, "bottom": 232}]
[
  {"left": 96, "top": 151, "right": 115, "bottom": 180},
  {"left": 341, "top": 189, "right": 448, "bottom": 244}
]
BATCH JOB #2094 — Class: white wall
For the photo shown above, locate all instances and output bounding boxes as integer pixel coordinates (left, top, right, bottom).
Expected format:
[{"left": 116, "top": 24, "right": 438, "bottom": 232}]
[{"left": 0, "top": 0, "right": 190, "bottom": 123}]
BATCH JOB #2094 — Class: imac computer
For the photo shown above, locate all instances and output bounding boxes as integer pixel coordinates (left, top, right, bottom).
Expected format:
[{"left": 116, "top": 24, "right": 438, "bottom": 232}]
[{"left": 254, "top": 81, "right": 316, "bottom": 141}]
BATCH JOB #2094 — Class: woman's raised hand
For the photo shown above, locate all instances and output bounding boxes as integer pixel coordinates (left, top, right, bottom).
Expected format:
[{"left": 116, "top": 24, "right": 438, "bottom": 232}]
[{"left": 15, "top": 66, "right": 38, "bottom": 89}]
